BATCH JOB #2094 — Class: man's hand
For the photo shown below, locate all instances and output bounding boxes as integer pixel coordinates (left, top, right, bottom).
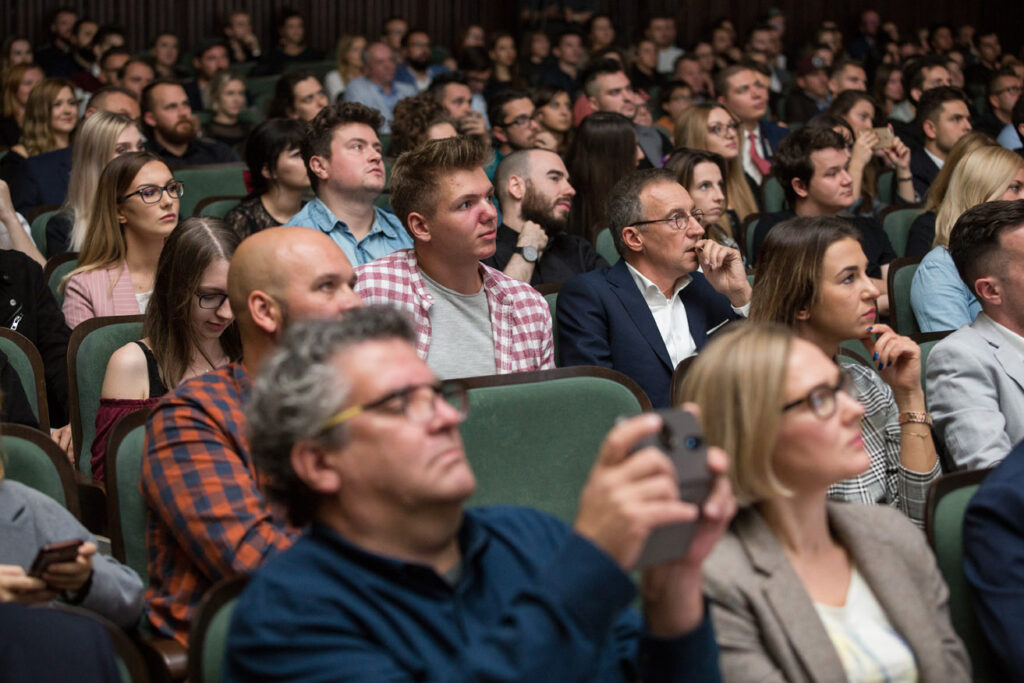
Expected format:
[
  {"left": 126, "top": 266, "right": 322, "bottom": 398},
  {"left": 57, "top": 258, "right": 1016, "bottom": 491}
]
[
  {"left": 0, "top": 565, "right": 56, "bottom": 604},
  {"left": 42, "top": 541, "right": 95, "bottom": 594},
  {"left": 695, "top": 239, "right": 750, "bottom": 307},
  {"left": 457, "top": 111, "right": 488, "bottom": 137},
  {"left": 516, "top": 220, "right": 548, "bottom": 253}
]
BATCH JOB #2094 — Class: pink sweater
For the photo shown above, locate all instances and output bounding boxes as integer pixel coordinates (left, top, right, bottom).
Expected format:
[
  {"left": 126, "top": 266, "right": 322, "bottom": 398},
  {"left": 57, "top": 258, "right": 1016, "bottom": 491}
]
[{"left": 62, "top": 261, "right": 144, "bottom": 328}]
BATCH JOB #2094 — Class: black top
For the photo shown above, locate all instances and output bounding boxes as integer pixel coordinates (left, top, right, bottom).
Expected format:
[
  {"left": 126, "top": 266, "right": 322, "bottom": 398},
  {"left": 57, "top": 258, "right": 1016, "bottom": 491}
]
[
  {"left": 204, "top": 120, "right": 255, "bottom": 153},
  {"left": 537, "top": 66, "right": 579, "bottom": 96},
  {"left": 752, "top": 210, "right": 896, "bottom": 279},
  {"left": 784, "top": 90, "right": 826, "bottom": 124},
  {"left": 629, "top": 66, "right": 661, "bottom": 94},
  {"left": 44, "top": 210, "right": 73, "bottom": 258},
  {"left": 0, "top": 249, "right": 71, "bottom": 425},
  {"left": 224, "top": 195, "right": 283, "bottom": 238},
  {"left": 0, "top": 116, "right": 20, "bottom": 148},
  {"left": 906, "top": 211, "right": 937, "bottom": 260},
  {"left": 135, "top": 341, "right": 169, "bottom": 397},
  {"left": 149, "top": 137, "right": 240, "bottom": 169},
  {"left": 251, "top": 46, "right": 324, "bottom": 77},
  {"left": 0, "top": 349, "right": 38, "bottom": 428},
  {"left": 481, "top": 223, "right": 609, "bottom": 286}
]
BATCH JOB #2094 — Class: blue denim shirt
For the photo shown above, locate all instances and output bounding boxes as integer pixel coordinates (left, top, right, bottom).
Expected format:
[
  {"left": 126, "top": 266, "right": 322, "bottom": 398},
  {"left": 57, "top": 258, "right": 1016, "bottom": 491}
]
[
  {"left": 285, "top": 197, "right": 412, "bottom": 266},
  {"left": 910, "top": 246, "right": 982, "bottom": 333}
]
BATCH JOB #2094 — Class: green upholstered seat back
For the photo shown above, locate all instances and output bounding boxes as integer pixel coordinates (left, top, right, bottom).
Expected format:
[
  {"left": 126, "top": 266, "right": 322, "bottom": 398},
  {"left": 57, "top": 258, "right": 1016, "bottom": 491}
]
[
  {"left": 762, "top": 176, "right": 786, "bottom": 213},
  {"left": 462, "top": 375, "right": 646, "bottom": 522},
  {"left": 196, "top": 196, "right": 244, "bottom": 218},
  {"left": 47, "top": 258, "right": 78, "bottom": 307},
  {"left": 112, "top": 419, "right": 148, "bottom": 582},
  {"left": 175, "top": 164, "right": 248, "bottom": 217},
  {"left": 882, "top": 207, "right": 924, "bottom": 258},
  {"left": 0, "top": 332, "right": 44, "bottom": 426},
  {"left": 595, "top": 228, "right": 619, "bottom": 266},
  {"left": 890, "top": 260, "right": 921, "bottom": 335},
  {"left": 31, "top": 209, "right": 60, "bottom": 254}
]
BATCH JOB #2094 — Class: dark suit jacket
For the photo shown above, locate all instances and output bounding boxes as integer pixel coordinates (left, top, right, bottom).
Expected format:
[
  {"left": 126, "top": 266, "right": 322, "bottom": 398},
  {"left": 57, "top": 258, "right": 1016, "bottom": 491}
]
[
  {"left": 759, "top": 120, "right": 789, "bottom": 160},
  {"left": 10, "top": 146, "right": 73, "bottom": 214},
  {"left": 557, "top": 260, "right": 739, "bottom": 408},
  {"left": 783, "top": 90, "right": 825, "bottom": 124},
  {"left": 183, "top": 79, "right": 204, "bottom": 112},
  {"left": 910, "top": 146, "right": 940, "bottom": 200},
  {"left": 964, "top": 440, "right": 1024, "bottom": 681}
]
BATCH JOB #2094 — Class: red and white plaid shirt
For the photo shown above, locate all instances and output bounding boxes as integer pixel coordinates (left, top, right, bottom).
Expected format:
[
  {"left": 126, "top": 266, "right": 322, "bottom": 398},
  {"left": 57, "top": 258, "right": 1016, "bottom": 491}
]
[{"left": 355, "top": 249, "right": 554, "bottom": 374}]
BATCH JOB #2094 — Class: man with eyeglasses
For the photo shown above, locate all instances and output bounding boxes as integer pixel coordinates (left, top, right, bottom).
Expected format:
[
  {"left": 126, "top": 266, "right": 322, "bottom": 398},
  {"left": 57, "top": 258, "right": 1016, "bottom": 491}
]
[
  {"left": 977, "top": 67, "right": 1022, "bottom": 142},
  {"left": 141, "top": 227, "right": 363, "bottom": 645},
  {"left": 225, "top": 307, "right": 735, "bottom": 681},
  {"left": 558, "top": 168, "right": 750, "bottom": 408},
  {"left": 582, "top": 58, "right": 672, "bottom": 168},
  {"left": 141, "top": 79, "right": 238, "bottom": 168},
  {"left": 486, "top": 89, "right": 540, "bottom": 161}
]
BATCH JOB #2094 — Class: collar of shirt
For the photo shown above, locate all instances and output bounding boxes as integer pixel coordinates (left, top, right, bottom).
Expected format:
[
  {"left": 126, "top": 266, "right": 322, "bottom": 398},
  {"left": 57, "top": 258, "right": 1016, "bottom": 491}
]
[
  {"left": 924, "top": 147, "right": 945, "bottom": 170},
  {"left": 742, "top": 125, "right": 764, "bottom": 180},
  {"left": 310, "top": 198, "right": 399, "bottom": 240},
  {"left": 981, "top": 312, "right": 1024, "bottom": 358},
  {"left": 625, "top": 261, "right": 691, "bottom": 303}
]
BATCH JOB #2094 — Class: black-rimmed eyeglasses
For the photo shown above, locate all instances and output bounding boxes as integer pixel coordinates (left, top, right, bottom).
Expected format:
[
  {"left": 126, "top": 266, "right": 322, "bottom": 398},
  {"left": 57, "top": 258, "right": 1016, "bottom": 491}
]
[
  {"left": 781, "top": 370, "right": 856, "bottom": 419},
  {"left": 630, "top": 210, "right": 705, "bottom": 231},
  {"left": 118, "top": 181, "right": 184, "bottom": 204}
]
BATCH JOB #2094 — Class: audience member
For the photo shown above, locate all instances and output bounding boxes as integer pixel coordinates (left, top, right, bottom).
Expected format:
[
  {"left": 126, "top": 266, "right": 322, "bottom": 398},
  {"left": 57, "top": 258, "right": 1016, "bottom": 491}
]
[
  {"left": 343, "top": 42, "right": 417, "bottom": 134},
  {"left": 149, "top": 32, "right": 183, "bottom": 80},
  {"left": 586, "top": 14, "right": 616, "bottom": 53},
  {"left": 685, "top": 322, "right": 969, "bottom": 681},
  {"left": 566, "top": 112, "right": 642, "bottom": 245},
  {"left": 395, "top": 29, "right": 447, "bottom": 92},
  {"left": 485, "top": 149, "right": 606, "bottom": 285},
  {"left": 538, "top": 29, "right": 584, "bottom": 93},
  {"left": 142, "top": 80, "right": 239, "bottom": 167},
  {"left": 487, "top": 89, "right": 540, "bottom": 162},
  {"left": 828, "top": 58, "right": 868, "bottom": 96},
  {"left": 646, "top": 15, "right": 683, "bottom": 74},
  {"left": 427, "top": 72, "right": 488, "bottom": 137},
  {"left": 205, "top": 70, "right": 252, "bottom": 151},
  {"left": 531, "top": 85, "right": 572, "bottom": 154},
  {"left": 1, "top": 77, "right": 77, "bottom": 190},
  {"left": 889, "top": 55, "right": 951, "bottom": 126},
  {"left": 752, "top": 128, "right": 896, "bottom": 306},
  {"left": 630, "top": 39, "right": 662, "bottom": 94},
  {"left": 46, "top": 111, "right": 145, "bottom": 257},
  {"left": 906, "top": 132, "right": 997, "bottom": 259},
  {"left": 324, "top": 34, "right": 366, "bottom": 103},
  {"left": 226, "top": 118, "right": 308, "bottom": 237},
  {"left": 1006, "top": 91, "right": 1024, "bottom": 153},
  {"left": 519, "top": 30, "right": 552, "bottom": 86},
  {"left": 911, "top": 145, "right": 1024, "bottom": 332},
  {"left": 83, "top": 84, "right": 140, "bottom": 119},
  {"left": 751, "top": 217, "right": 940, "bottom": 525},
  {"left": 665, "top": 149, "right": 742, "bottom": 253},
  {"left": 0, "top": 64, "right": 44, "bottom": 147},
  {"left": 184, "top": 37, "right": 230, "bottom": 111},
  {"left": 964, "top": 439, "right": 1024, "bottom": 679},
  {"left": 654, "top": 81, "right": 694, "bottom": 137},
  {"left": 390, "top": 93, "right": 456, "bottom": 156},
  {"left": 0, "top": 425, "right": 144, "bottom": 628},
  {"left": 485, "top": 31, "right": 520, "bottom": 96},
  {"left": 115, "top": 58, "right": 155, "bottom": 98},
  {"left": 976, "top": 67, "right": 1023, "bottom": 139},
  {"left": 266, "top": 70, "right": 328, "bottom": 122},
  {"left": 716, "top": 63, "right": 789, "bottom": 188},
  {"left": 0, "top": 35, "right": 34, "bottom": 75},
  {"left": 93, "top": 217, "right": 241, "bottom": 478},
  {"left": 558, "top": 167, "right": 749, "bottom": 408},
  {"left": 927, "top": 200, "right": 1024, "bottom": 469},
  {"left": 34, "top": 7, "right": 78, "bottom": 77},
  {"left": 785, "top": 56, "right": 830, "bottom": 123},
  {"left": 286, "top": 103, "right": 409, "bottom": 264},
  {"left": 457, "top": 47, "right": 492, "bottom": 123},
  {"left": 965, "top": 30, "right": 1002, "bottom": 87},
  {"left": 674, "top": 103, "right": 760, "bottom": 222},
  {"left": 222, "top": 11, "right": 262, "bottom": 64},
  {"left": 61, "top": 152, "right": 179, "bottom": 327},
  {"left": 141, "top": 226, "right": 362, "bottom": 645},
  {"left": 872, "top": 63, "right": 904, "bottom": 119},
  {"left": 92, "top": 46, "right": 131, "bottom": 93},
  {"left": 381, "top": 15, "right": 410, "bottom": 53},
  {"left": 252, "top": 9, "right": 322, "bottom": 76},
  {"left": 226, "top": 309, "right": 733, "bottom": 680},
  {"left": 909, "top": 86, "right": 973, "bottom": 198},
  {"left": 356, "top": 136, "right": 553, "bottom": 377}
]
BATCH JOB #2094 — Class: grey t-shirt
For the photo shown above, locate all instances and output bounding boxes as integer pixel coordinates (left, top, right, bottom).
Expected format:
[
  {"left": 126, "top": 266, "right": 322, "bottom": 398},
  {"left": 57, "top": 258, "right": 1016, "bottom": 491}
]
[{"left": 420, "top": 268, "right": 496, "bottom": 379}]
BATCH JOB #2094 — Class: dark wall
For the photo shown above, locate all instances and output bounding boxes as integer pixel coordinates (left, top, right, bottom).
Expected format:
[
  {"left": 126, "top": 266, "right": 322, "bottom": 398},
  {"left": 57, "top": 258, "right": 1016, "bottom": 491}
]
[{"left": 4, "top": 1, "right": 1019, "bottom": 60}]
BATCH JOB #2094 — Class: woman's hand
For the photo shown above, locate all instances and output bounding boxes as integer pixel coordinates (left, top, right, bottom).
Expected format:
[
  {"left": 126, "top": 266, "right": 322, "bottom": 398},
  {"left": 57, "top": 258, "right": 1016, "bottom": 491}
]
[
  {"left": 861, "top": 324, "right": 924, "bottom": 405},
  {"left": 851, "top": 129, "right": 877, "bottom": 169},
  {"left": 881, "top": 134, "right": 912, "bottom": 172},
  {"left": 0, "top": 565, "right": 56, "bottom": 604},
  {"left": 42, "top": 541, "right": 95, "bottom": 594}
]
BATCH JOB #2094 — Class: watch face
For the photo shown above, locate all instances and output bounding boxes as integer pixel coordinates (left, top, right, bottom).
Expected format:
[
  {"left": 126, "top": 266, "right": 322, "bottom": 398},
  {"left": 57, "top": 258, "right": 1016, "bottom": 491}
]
[{"left": 521, "top": 245, "right": 538, "bottom": 262}]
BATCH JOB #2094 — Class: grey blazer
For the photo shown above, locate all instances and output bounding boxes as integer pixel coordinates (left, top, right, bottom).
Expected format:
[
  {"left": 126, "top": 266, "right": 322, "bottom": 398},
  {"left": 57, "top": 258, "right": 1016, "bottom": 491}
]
[
  {"left": 703, "top": 503, "right": 970, "bottom": 683},
  {"left": 926, "top": 313, "right": 1024, "bottom": 470}
]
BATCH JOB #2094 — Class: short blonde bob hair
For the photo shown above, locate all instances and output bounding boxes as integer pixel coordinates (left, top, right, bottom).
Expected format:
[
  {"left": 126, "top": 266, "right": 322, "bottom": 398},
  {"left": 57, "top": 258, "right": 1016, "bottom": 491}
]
[{"left": 678, "top": 321, "right": 794, "bottom": 505}]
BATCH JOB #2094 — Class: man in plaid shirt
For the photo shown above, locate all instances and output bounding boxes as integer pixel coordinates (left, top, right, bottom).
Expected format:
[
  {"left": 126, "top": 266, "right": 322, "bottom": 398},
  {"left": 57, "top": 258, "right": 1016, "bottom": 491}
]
[
  {"left": 355, "top": 136, "right": 554, "bottom": 378},
  {"left": 141, "top": 227, "right": 363, "bottom": 645}
]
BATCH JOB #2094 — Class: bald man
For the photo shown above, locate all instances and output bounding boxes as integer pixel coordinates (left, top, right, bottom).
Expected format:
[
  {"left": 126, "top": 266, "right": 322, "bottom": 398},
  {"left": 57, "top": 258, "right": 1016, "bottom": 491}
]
[
  {"left": 485, "top": 149, "right": 607, "bottom": 286},
  {"left": 141, "top": 228, "right": 362, "bottom": 645}
]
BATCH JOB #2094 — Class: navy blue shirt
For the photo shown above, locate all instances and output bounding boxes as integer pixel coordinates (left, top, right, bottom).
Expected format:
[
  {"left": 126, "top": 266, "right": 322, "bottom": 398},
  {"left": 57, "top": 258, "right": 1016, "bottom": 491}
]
[{"left": 226, "top": 506, "right": 720, "bottom": 682}]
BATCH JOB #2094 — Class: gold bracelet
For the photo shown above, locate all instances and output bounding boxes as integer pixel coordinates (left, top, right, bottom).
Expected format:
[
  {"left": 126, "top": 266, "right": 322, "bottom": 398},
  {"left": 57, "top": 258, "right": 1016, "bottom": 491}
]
[{"left": 899, "top": 411, "right": 933, "bottom": 426}]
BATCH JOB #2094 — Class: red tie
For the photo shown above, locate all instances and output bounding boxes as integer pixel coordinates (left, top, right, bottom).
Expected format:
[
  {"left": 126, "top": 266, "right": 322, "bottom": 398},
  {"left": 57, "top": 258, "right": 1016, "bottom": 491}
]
[{"left": 749, "top": 132, "right": 771, "bottom": 176}]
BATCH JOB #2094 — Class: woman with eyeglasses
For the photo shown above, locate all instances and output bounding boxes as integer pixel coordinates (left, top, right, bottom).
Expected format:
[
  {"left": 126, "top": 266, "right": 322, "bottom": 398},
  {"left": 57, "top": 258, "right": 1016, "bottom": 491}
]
[
  {"left": 673, "top": 103, "right": 759, "bottom": 224},
  {"left": 681, "top": 322, "right": 969, "bottom": 682},
  {"left": 61, "top": 152, "right": 182, "bottom": 328},
  {"left": 748, "top": 216, "right": 940, "bottom": 527},
  {"left": 90, "top": 217, "right": 241, "bottom": 479}
]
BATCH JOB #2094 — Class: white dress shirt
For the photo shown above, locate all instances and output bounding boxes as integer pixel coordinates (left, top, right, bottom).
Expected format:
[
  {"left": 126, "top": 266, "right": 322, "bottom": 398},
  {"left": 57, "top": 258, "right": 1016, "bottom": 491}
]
[{"left": 741, "top": 125, "right": 766, "bottom": 184}]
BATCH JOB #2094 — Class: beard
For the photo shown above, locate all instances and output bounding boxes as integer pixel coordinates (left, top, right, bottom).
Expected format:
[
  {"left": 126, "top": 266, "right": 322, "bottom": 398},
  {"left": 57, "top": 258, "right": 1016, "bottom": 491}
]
[
  {"left": 521, "top": 184, "right": 568, "bottom": 235},
  {"left": 159, "top": 118, "right": 197, "bottom": 146},
  {"left": 408, "top": 57, "right": 431, "bottom": 71}
]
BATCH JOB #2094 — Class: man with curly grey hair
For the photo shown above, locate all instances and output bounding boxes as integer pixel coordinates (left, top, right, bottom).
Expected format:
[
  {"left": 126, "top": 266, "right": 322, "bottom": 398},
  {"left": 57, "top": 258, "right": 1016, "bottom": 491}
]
[{"left": 225, "top": 305, "right": 735, "bottom": 681}]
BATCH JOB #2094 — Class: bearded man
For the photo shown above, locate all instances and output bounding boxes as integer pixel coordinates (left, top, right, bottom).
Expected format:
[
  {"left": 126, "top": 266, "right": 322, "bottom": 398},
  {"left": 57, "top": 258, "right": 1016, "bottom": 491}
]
[{"left": 141, "top": 79, "right": 238, "bottom": 167}]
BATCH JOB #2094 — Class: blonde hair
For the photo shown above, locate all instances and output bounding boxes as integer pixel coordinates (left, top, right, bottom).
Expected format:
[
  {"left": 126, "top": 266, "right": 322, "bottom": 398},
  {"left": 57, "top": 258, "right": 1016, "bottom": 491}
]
[
  {"left": 674, "top": 103, "right": 759, "bottom": 221},
  {"left": 19, "top": 77, "right": 76, "bottom": 157},
  {"left": 333, "top": 34, "right": 365, "bottom": 84},
  {"left": 64, "top": 111, "right": 143, "bottom": 251},
  {"left": 923, "top": 132, "right": 997, "bottom": 214},
  {"left": 934, "top": 145, "right": 1024, "bottom": 248},
  {"left": 63, "top": 152, "right": 167, "bottom": 292},
  {"left": 679, "top": 321, "right": 793, "bottom": 505}
]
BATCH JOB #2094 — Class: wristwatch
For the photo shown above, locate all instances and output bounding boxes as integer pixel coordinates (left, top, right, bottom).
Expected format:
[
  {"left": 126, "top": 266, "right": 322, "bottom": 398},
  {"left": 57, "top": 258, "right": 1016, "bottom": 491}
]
[{"left": 517, "top": 245, "right": 539, "bottom": 263}]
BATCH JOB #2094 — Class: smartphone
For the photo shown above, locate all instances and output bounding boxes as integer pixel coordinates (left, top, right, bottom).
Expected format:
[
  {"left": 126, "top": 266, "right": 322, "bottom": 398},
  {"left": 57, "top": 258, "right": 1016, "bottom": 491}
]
[
  {"left": 28, "top": 539, "right": 83, "bottom": 578},
  {"left": 871, "top": 127, "right": 895, "bottom": 150},
  {"left": 630, "top": 409, "right": 713, "bottom": 569}
]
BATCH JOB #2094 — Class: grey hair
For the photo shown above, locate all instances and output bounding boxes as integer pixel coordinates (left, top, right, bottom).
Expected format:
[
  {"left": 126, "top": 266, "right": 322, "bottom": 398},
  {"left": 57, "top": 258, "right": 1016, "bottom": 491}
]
[
  {"left": 246, "top": 305, "right": 417, "bottom": 526},
  {"left": 607, "top": 167, "right": 678, "bottom": 257}
]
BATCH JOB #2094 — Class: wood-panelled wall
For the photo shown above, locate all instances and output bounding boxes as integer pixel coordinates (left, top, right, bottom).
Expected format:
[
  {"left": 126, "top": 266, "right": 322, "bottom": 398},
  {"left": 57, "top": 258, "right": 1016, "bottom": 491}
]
[{"left": 4, "top": 1, "right": 1019, "bottom": 61}]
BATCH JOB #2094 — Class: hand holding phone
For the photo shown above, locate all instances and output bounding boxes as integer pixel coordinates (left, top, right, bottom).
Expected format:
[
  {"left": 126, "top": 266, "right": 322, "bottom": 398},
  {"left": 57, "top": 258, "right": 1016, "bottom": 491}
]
[
  {"left": 28, "top": 539, "right": 83, "bottom": 578},
  {"left": 870, "top": 127, "right": 895, "bottom": 150}
]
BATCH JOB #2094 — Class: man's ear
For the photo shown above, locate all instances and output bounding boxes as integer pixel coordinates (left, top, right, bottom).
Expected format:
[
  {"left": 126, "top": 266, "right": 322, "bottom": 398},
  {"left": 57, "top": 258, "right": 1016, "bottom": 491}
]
[
  {"left": 492, "top": 125, "right": 509, "bottom": 146},
  {"left": 308, "top": 154, "right": 330, "bottom": 182},
  {"left": 620, "top": 226, "right": 644, "bottom": 253},
  {"left": 792, "top": 177, "right": 810, "bottom": 199},
  {"left": 249, "top": 289, "right": 281, "bottom": 336},
  {"left": 143, "top": 111, "right": 156, "bottom": 129},
  {"left": 586, "top": 94, "right": 599, "bottom": 111},
  {"left": 922, "top": 118, "right": 937, "bottom": 142},
  {"left": 975, "top": 276, "right": 1002, "bottom": 307},
  {"left": 507, "top": 174, "right": 526, "bottom": 202},
  {"left": 406, "top": 211, "right": 431, "bottom": 242},
  {"left": 290, "top": 441, "right": 343, "bottom": 496}
]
